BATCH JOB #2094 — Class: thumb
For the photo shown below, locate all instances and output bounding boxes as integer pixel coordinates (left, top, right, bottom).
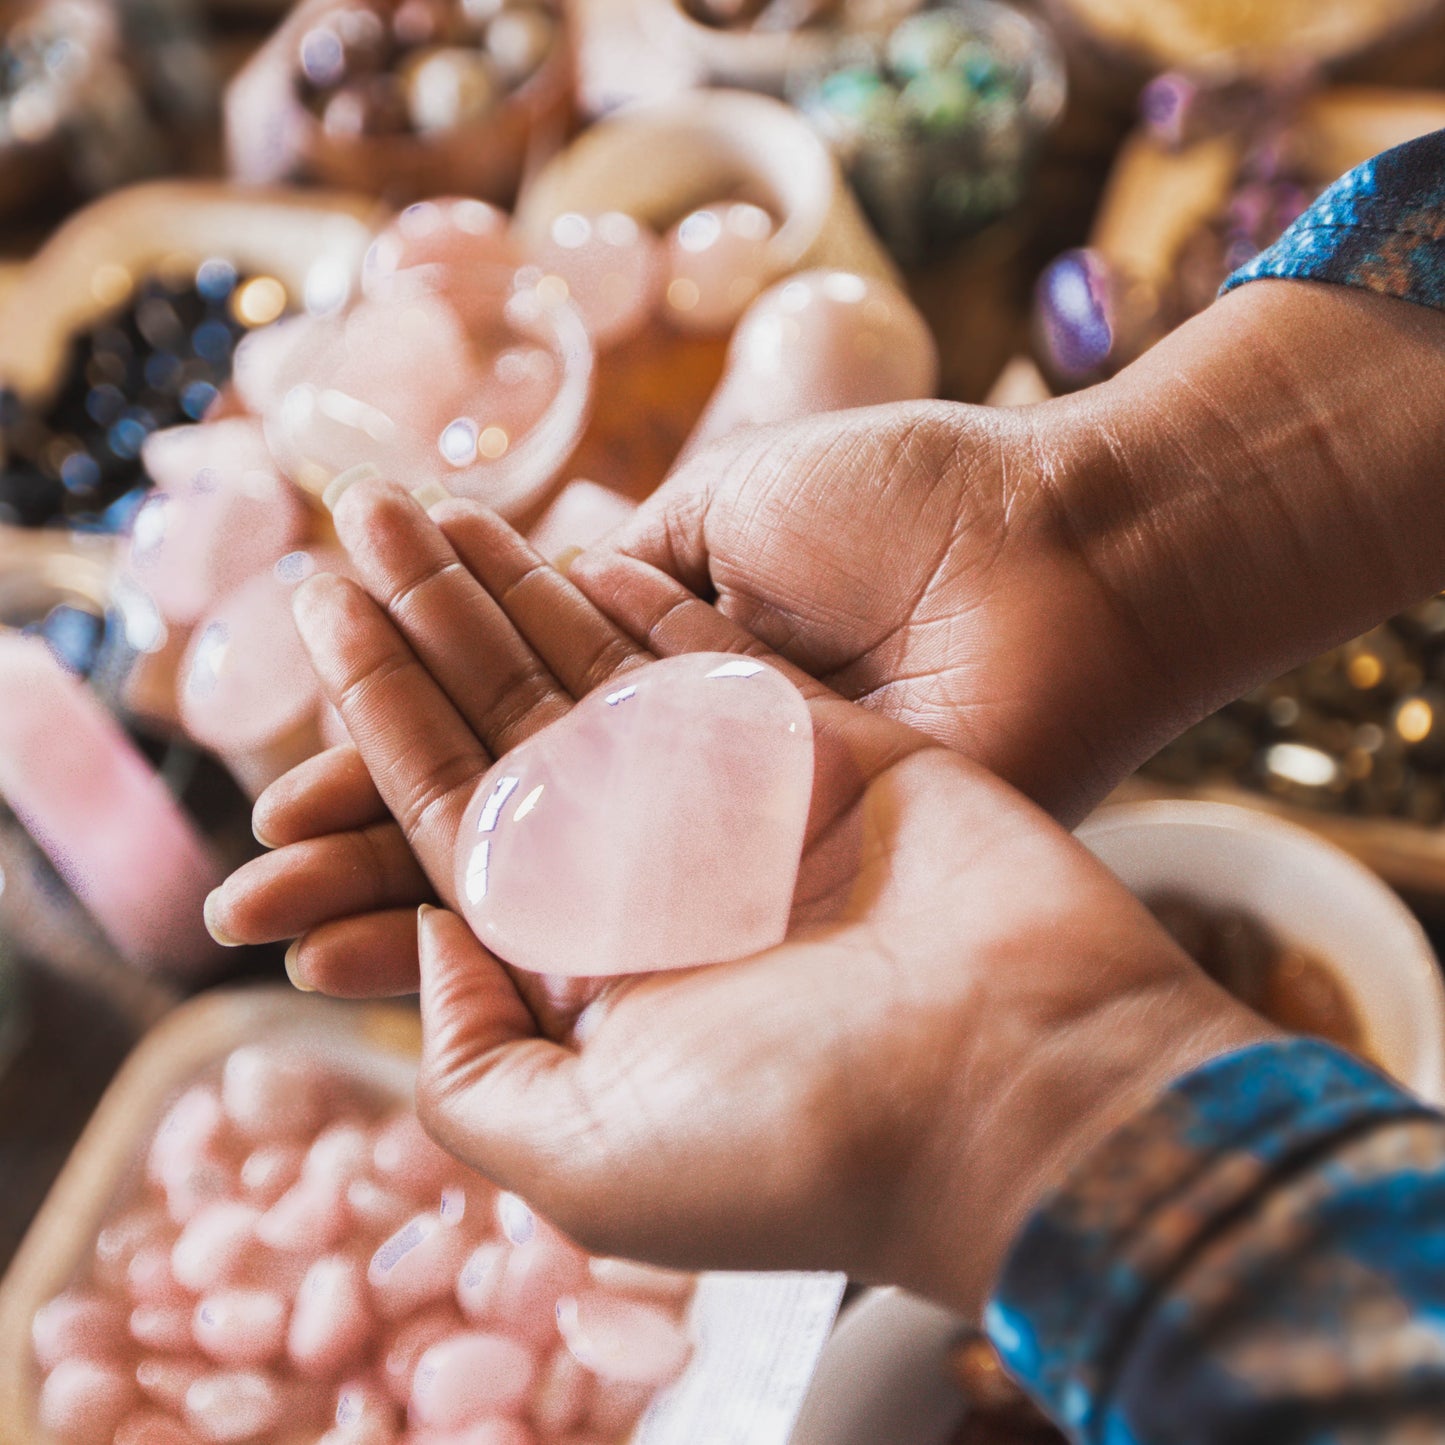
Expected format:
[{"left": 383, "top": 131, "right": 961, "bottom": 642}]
[{"left": 415, "top": 906, "right": 610, "bottom": 1228}]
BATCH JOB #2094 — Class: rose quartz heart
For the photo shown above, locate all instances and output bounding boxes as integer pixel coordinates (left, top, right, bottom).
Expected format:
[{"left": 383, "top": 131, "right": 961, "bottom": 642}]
[{"left": 453, "top": 653, "right": 812, "bottom": 976}]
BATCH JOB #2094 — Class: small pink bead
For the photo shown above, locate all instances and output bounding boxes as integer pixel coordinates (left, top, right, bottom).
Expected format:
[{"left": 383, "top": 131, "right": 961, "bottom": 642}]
[
  {"left": 193, "top": 1289, "right": 288, "bottom": 1365},
  {"left": 161, "top": 1155, "right": 236, "bottom": 1227},
  {"left": 529, "top": 212, "right": 663, "bottom": 350},
  {"left": 585, "top": 1257, "right": 695, "bottom": 1303},
  {"left": 135, "top": 1356, "right": 206, "bottom": 1411},
  {"left": 289, "top": 1255, "right": 375, "bottom": 1377},
  {"left": 585, "top": 1377, "right": 657, "bottom": 1436},
  {"left": 184, "top": 1370, "right": 283, "bottom": 1444},
  {"left": 455, "top": 1242, "right": 506, "bottom": 1323},
  {"left": 369, "top": 1213, "right": 472, "bottom": 1319},
  {"left": 257, "top": 1175, "right": 349, "bottom": 1253},
  {"left": 306, "top": 1121, "right": 373, "bottom": 1187},
  {"left": 130, "top": 1304, "right": 195, "bottom": 1353},
  {"left": 148, "top": 1088, "right": 226, "bottom": 1187},
  {"left": 555, "top": 1292, "right": 692, "bottom": 1386},
  {"left": 334, "top": 1375, "right": 400, "bottom": 1434},
  {"left": 491, "top": 1236, "right": 590, "bottom": 1347},
  {"left": 663, "top": 202, "right": 775, "bottom": 335},
  {"left": 239, "top": 1144, "right": 305, "bottom": 1207},
  {"left": 347, "top": 1178, "right": 414, "bottom": 1236},
  {"left": 95, "top": 1207, "right": 172, "bottom": 1289},
  {"left": 32, "top": 1291, "right": 129, "bottom": 1370},
  {"left": 127, "top": 1247, "right": 189, "bottom": 1307},
  {"left": 38, "top": 1359, "right": 137, "bottom": 1445},
  {"left": 409, "top": 1333, "right": 537, "bottom": 1428},
  {"left": 171, "top": 1203, "right": 261, "bottom": 1292},
  {"left": 381, "top": 1307, "right": 466, "bottom": 1405},
  {"left": 529, "top": 1348, "right": 592, "bottom": 1435},
  {"left": 372, "top": 1114, "right": 455, "bottom": 1198},
  {"left": 221, "top": 1047, "right": 325, "bottom": 1140},
  {"left": 114, "top": 1409, "right": 202, "bottom": 1445}
]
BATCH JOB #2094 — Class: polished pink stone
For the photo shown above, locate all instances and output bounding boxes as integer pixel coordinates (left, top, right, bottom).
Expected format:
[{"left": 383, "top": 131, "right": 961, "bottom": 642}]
[
  {"left": 663, "top": 202, "right": 775, "bottom": 334},
  {"left": 333, "top": 1375, "right": 401, "bottom": 1439},
  {"left": 95, "top": 1206, "right": 172, "bottom": 1290},
  {"left": 171, "top": 1202, "right": 261, "bottom": 1292},
  {"left": 454, "top": 1241, "right": 506, "bottom": 1324},
  {"left": 409, "top": 1332, "right": 537, "bottom": 1427},
  {"left": 256, "top": 1175, "right": 350, "bottom": 1254},
  {"left": 305, "top": 1121, "right": 374, "bottom": 1187},
  {"left": 372, "top": 1113, "right": 456, "bottom": 1198},
  {"left": 381, "top": 1306, "right": 466, "bottom": 1405},
  {"left": 193, "top": 1289, "right": 288, "bottom": 1366},
  {"left": 130, "top": 1304, "right": 196, "bottom": 1353},
  {"left": 584, "top": 1257, "right": 694, "bottom": 1303},
  {"left": 113, "top": 1409, "right": 202, "bottom": 1445},
  {"left": 289, "top": 1255, "right": 375, "bottom": 1377},
  {"left": 525, "top": 479, "right": 636, "bottom": 561},
  {"left": 0, "top": 635, "right": 223, "bottom": 976},
  {"left": 453, "top": 652, "right": 813, "bottom": 975},
  {"left": 130, "top": 419, "right": 309, "bottom": 627},
  {"left": 407, "top": 1423, "right": 536, "bottom": 1445},
  {"left": 184, "top": 1370, "right": 283, "bottom": 1444},
  {"left": 179, "top": 561, "right": 326, "bottom": 787},
  {"left": 491, "top": 1235, "right": 590, "bottom": 1348},
  {"left": 126, "top": 1246, "right": 189, "bottom": 1307},
  {"left": 38, "top": 1360, "right": 138, "bottom": 1445},
  {"left": 689, "top": 270, "right": 939, "bottom": 451},
  {"left": 231, "top": 317, "right": 311, "bottom": 418},
  {"left": 363, "top": 199, "right": 519, "bottom": 303},
  {"left": 555, "top": 1291, "right": 691, "bottom": 1386},
  {"left": 148, "top": 1088, "right": 226, "bottom": 1187},
  {"left": 529, "top": 1347, "right": 593, "bottom": 1435},
  {"left": 239, "top": 1143, "right": 306, "bottom": 1207},
  {"left": 221, "top": 1046, "right": 326, "bottom": 1141},
  {"left": 135, "top": 1357, "right": 206, "bottom": 1413},
  {"left": 32, "top": 1292, "right": 130, "bottom": 1370},
  {"left": 528, "top": 212, "right": 663, "bottom": 350},
  {"left": 369, "top": 1213, "right": 473, "bottom": 1319},
  {"left": 347, "top": 1177, "right": 416, "bottom": 1236},
  {"left": 160, "top": 1155, "right": 237, "bottom": 1227}
]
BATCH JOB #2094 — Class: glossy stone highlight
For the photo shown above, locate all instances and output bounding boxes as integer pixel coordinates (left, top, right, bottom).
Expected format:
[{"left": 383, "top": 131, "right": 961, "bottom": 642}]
[{"left": 454, "top": 652, "right": 813, "bottom": 975}]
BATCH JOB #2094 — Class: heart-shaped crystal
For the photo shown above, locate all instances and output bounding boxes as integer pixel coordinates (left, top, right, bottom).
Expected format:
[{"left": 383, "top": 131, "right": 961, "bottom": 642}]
[{"left": 453, "top": 653, "right": 813, "bottom": 975}]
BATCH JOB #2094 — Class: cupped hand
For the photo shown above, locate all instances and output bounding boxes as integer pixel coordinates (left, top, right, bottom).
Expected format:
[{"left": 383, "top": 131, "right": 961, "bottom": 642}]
[{"left": 205, "top": 476, "right": 925, "bottom": 1010}]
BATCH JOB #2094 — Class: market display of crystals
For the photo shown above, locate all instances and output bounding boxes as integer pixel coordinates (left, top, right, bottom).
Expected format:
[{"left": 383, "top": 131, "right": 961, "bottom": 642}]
[{"left": 4, "top": 0, "right": 1445, "bottom": 1440}]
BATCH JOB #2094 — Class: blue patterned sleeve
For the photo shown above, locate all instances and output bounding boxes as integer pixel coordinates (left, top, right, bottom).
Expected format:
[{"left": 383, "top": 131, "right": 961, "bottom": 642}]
[
  {"left": 986, "top": 1040, "right": 1445, "bottom": 1442},
  {"left": 1223, "top": 129, "right": 1445, "bottom": 309}
]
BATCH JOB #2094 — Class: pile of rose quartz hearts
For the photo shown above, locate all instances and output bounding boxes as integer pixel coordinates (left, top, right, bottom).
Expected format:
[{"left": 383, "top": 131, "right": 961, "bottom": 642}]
[{"left": 32, "top": 1046, "right": 695, "bottom": 1445}]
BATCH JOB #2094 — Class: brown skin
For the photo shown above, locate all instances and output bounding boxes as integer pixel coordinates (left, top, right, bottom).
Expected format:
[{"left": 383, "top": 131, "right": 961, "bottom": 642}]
[{"left": 209, "top": 476, "right": 1269, "bottom": 1317}]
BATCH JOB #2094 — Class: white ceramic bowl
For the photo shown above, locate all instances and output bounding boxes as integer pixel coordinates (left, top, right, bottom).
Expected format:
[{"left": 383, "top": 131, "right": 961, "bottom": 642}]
[{"left": 1078, "top": 798, "right": 1445, "bottom": 1104}]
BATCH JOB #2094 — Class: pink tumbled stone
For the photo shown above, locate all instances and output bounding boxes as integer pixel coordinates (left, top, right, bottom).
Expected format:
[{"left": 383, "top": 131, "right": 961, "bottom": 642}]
[
  {"left": 369, "top": 1213, "right": 472, "bottom": 1319},
  {"left": 231, "top": 315, "right": 312, "bottom": 417},
  {"left": 455, "top": 1242, "right": 506, "bottom": 1323},
  {"left": 306, "top": 1121, "right": 374, "bottom": 1186},
  {"left": 149, "top": 1089, "right": 225, "bottom": 1185},
  {"left": 688, "top": 270, "right": 938, "bottom": 452},
  {"left": 372, "top": 1115, "right": 455, "bottom": 1200},
  {"left": 193, "top": 1289, "right": 288, "bottom": 1365},
  {"left": 32, "top": 1291, "right": 129, "bottom": 1370},
  {"left": 363, "top": 199, "right": 518, "bottom": 303},
  {"left": 130, "top": 420, "right": 309, "bottom": 627},
  {"left": 127, "top": 1246, "right": 188, "bottom": 1306},
  {"left": 160, "top": 1156, "right": 236, "bottom": 1227},
  {"left": 528, "top": 212, "right": 663, "bottom": 349},
  {"left": 555, "top": 1292, "right": 692, "bottom": 1386},
  {"left": 289, "top": 1255, "right": 375, "bottom": 1377},
  {"left": 585, "top": 1257, "right": 694, "bottom": 1303},
  {"left": 38, "top": 1359, "right": 137, "bottom": 1445},
  {"left": 183, "top": 1370, "right": 283, "bottom": 1444},
  {"left": 663, "top": 202, "right": 775, "bottom": 334},
  {"left": 530, "top": 1348, "right": 593, "bottom": 1435},
  {"left": 135, "top": 1357, "right": 206, "bottom": 1412},
  {"left": 493, "top": 1237, "right": 590, "bottom": 1348},
  {"left": 381, "top": 1306, "right": 466, "bottom": 1405},
  {"left": 408, "top": 1423, "right": 536, "bottom": 1445},
  {"left": 171, "top": 1203, "right": 260, "bottom": 1292},
  {"left": 239, "top": 1143, "right": 305, "bottom": 1206},
  {"left": 95, "top": 1207, "right": 172, "bottom": 1290},
  {"left": 130, "top": 1304, "right": 195, "bottom": 1352},
  {"left": 221, "top": 1047, "right": 325, "bottom": 1141},
  {"left": 333, "top": 1375, "right": 401, "bottom": 1441},
  {"left": 453, "top": 653, "right": 813, "bottom": 976},
  {"left": 526, "top": 480, "right": 636, "bottom": 562},
  {"left": 348, "top": 1177, "right": 415, "bottom": 1236},
  {"left": 409, "top": 1333, "right": 537, "bottom": 1427},
  {"left": 257, "top": 1175, "right": 350, "bottom": 1254},
  {"left": 114, "top": 1409, "right": 201, "bottom": 1445}
]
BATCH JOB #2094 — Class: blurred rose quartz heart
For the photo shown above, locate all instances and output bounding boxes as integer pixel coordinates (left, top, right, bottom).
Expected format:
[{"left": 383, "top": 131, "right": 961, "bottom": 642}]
[{"left": 453, "top": 652, "right": 813, "bottom": 976}]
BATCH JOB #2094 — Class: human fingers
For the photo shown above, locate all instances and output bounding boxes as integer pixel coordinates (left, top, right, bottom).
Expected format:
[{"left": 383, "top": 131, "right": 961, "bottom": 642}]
[
  {"left": 251, "top": 745, "right": 388, "bottom": 847},
  {"left": 285, "top": 908, "right": 424, "bottom": 997}
]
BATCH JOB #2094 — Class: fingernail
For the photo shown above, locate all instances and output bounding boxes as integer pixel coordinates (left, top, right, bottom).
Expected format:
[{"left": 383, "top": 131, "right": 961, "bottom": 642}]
[
  {"left": 409, "top": 481, "right": 451, "bottom": 511},
  {"left": 322, "top": 462, "right": 382, "bottom": 514},
  {"left": 203, "top": 890, "right": 242, "bottom": 947},
  {"left": 284, "top": 939, "right": 314, "bottom": 991},
  {"left": 252, "top": 814, "right": 277, "bottom": 849},
  {"left": 551, "top": 545, "right": 583, "bottom": 577}
]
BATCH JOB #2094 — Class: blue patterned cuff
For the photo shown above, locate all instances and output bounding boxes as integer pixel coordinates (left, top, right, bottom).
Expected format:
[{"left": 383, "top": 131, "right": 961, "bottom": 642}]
[{"left": 985, "top": 1040, "right": 1434, "bottom": 1440}]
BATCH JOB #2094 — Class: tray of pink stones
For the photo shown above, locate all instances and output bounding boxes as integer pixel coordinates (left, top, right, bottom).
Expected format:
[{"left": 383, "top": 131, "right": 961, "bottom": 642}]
[{"left": 0, "top": 990, "right": 844, "bottom": 1445}]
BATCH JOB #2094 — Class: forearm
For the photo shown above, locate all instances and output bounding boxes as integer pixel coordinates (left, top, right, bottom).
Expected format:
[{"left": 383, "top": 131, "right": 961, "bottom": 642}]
[{"left": 1045, "top": 278, "right": 1445, "bottom": 772}]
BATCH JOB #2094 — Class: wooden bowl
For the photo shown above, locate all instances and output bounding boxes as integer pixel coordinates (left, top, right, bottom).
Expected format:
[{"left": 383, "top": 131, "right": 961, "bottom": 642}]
[{"left": 224, "top": 0, "right": 574, "bottom": 207}]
